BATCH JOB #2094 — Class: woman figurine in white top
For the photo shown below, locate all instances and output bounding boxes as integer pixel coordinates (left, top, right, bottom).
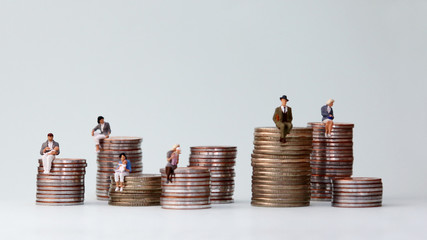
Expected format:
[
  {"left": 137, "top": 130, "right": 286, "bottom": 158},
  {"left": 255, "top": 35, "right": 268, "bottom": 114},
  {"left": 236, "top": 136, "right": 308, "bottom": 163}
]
[
  {"left": 91, "top": 116, "right": 111, "bottom": 153},
  {"left": 321, "top": 99, "right": 335, "bottom": 137}
]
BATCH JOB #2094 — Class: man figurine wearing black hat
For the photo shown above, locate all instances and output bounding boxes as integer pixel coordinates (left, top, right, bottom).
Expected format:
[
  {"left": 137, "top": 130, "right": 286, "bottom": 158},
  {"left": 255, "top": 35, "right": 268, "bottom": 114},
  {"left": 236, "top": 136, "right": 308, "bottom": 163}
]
[{"left": 273, "top": 95, "right": 293, "bottom": 143}]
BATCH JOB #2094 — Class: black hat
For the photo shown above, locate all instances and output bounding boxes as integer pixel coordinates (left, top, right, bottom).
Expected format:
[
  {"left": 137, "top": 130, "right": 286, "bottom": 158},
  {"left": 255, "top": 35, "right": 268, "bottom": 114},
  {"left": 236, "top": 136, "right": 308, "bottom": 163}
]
[
  {"left": 47, "top": 133, "right": 54, "bottom": 137},
  {"left": 280, "top": 95, "right": 289, "bottom": 101}
]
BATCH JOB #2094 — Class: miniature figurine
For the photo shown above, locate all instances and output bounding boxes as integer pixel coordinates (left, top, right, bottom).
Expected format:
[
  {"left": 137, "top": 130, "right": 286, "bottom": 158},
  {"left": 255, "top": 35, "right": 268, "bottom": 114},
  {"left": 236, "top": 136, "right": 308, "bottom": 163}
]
[
  {"left": 272, "top": 95, "right": 293, "bottom": 143},
  {"left": 165, "top": 144, "right": 181, "bottom": 183},
  {"left": 114, "top": 153, "right": 131, "bottom": 192},
  {"left": 91, "top": 116, "right": 111, "bottom": 153},
  {"left": 321, "top": 99, "right": 335, "bottom": 137},
  {"left": 39, "top": 133, "right": 60, "bottom": 174}
]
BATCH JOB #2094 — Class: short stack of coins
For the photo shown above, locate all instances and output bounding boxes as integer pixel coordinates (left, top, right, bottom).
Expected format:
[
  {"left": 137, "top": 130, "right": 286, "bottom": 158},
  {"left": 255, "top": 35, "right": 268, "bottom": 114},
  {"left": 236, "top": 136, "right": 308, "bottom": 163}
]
[
  {"left": 251, "top": 127, "right": 313, "bottom": 207},
  {"left": 36, "top": 158, "right": 87, "bottom": 206},
  {"left": 332, "top": 177, "right": 383, "bottom": 208},
  {"left": 160, "top": 167, "right": 211, "bottom": 210},
  {"left": 307, "top": 122, "right": 354, "bottom": 201},
  {"left": 189, "top": 146, "right": 236, "bottom": 204},
  {"left": 108, "top": 174, "right": 161, "bottom": 206},
  {"left": 96, "top": 137, "right": 143, "bottom": 200}
]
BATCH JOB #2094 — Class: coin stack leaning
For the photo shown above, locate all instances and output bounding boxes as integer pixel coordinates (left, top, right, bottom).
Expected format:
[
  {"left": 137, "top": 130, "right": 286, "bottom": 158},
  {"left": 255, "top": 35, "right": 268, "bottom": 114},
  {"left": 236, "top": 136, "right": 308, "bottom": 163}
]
[
  {"left": 36, "top": 158, "right": 87, "bottom": 206},
  {"left": 251, "top": 127, "right": 313, "bottom": 207},
  {"left": 332, "top": 177, "right": 383, "bottom": 208},
  {"left": 189, "top": 146, "right": 236, "bottom": 204},
  {"left": 108, "top": 174, "right": 161, "bottom": 206},
  {"left": 307, "top": 122, "right": 354, "bottom": 201},
  {"left": 160, "top": 167, "right": 211, "bottom": 210},
  {"left": 96, "top": 137, "right": 143, "bottom": 200}
]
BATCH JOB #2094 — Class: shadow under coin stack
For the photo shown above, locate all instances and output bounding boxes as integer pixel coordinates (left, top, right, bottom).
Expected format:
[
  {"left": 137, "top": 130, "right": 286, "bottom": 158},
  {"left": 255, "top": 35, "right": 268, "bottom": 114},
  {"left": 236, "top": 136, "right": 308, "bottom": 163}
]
[
  {"left": 108, "top": 174, "right": 161, "bottom": 206},
  {"left": 307, "top": 122, "right": 354, "bottom": 201},
  {"left": 36, "top": 158, "right": 87, "bottom": 206},
  {"left": 96, "top": 137, "right": 143, "bottom": 200},
  {"left": 160, "top": 167, "right": 211, "bottom": 210},
  {"left": 189, "top": 146, "right": 236, "bottom": 204},
  {"left": 251, "top": 127, "right": 313, "bottom": 207},
  {"left": 332, "top": 177, "right": 383, "bottom": 208}
]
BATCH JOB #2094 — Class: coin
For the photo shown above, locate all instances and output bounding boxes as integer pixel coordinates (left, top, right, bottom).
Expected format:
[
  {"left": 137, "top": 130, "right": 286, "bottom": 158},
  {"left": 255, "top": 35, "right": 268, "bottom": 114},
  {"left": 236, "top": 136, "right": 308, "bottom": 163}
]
[
  {"left": 160, "top": 167, "right": 211, "bottom": 210},
  {"left": 108, "top": 173, "right": 161, "bottom": 206},
  {"left": 331, "top": 177, "right": 383, "bottom": 208},
  {"left": 251, "top": 127, "right": 313, "bottom": 207},
  {"left": 36, "top": 158, "right": 87, "bottom": 206},
  {"left": 188, "top": 146, "right": 237, "bottom": 204},
  {"left": 307, "top": 122, "right": 355, "bottom": 201},
  {"left": 96, "top": 137, "right": 144, "bottom": 200}
]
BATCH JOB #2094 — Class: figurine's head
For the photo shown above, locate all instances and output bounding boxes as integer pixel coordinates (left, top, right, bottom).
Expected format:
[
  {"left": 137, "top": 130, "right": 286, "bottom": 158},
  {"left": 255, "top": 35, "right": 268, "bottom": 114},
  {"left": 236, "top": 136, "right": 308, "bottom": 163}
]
[
  {"left": 326, "top": 99, "right": 335, "bottom": 107},
  {"left": 97, "top": 116, "right": 105, "bottom": 124},
  {"left": 176, "top": 147, "right": 181, "bottom": 154},
  {"left": 47, "top": 133, "right": 54, "bottom": 141},
  {"left": 171, "top": 144, "right": 180, "bottom": 151},
  {"left": 280, "top": 95, "right": 289, "bottom": 106},
  {"left": 119, "top": 153, "right": 127, "bottom": 161}
]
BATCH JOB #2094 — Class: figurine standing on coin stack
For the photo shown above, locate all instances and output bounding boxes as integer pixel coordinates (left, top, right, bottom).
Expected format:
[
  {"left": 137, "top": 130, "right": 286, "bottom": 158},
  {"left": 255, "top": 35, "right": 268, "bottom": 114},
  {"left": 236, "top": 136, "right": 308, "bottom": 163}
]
[
  {"left": 160, "top": 167, "right": 211, "bottom": 210},
  {"left": 307, "top": 122, "right": 354, "bottom": 201},
  {"left": 36, "top": 158, "right": 87, "bottom": 206},
  {"left": 273, "top": 95, "right": 293, "bottom": 143},
  {"left": 165, "top": 144, "right": 180, "bottom": 184},
  {"left": 96, "top": 137, "right": 143, "bottom": 200},
  {"left": 91, "top": 116, "right": 111, "bottom": 153},
  {"left": 39, "top": 133, "right": 60, "bottom": 174},
  {"left": 189, "top": 146, "right": 237, "bottom": 204},
  {"left": 251, "top": 127, "right": 313, "bottom": 207}
]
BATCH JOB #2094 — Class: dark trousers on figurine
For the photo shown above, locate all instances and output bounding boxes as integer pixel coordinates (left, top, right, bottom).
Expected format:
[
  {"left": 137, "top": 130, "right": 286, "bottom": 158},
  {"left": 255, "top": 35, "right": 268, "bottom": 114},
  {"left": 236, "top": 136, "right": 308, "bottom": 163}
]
[
  {"left": 275, "top": 121, "right": 293, "bottom": 139},
  {"left": 166, "top": 165, "right": 177, "bottom": 183}
]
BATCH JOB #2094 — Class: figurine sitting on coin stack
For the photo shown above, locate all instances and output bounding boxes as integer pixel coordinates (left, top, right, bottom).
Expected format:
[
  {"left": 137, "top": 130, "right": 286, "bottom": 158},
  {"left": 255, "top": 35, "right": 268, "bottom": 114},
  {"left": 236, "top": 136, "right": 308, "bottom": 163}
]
[
  {"left": 39, "top": 133, "right": 60, "bottom": 174},
  {"left": 114, "top": 153, "right": 131, "bottom": 192},
  {"left": 273, "top": 95, "right": 293, "bottom": 143},
  {"left": 321, "top": 99, "right": 335, "bottom": 137},
  {"left": 91, "top": 116, "right": 111, "bottom": 153},
  {"left": 165, "top": 144, "right": 180, "bottom": 184}
]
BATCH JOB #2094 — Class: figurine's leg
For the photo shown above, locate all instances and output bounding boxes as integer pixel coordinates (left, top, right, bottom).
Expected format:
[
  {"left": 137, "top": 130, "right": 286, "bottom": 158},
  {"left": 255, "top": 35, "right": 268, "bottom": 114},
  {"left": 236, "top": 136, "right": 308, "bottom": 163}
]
[
  {"left": 284, "top": 122, "right": 293, "bottom": 136},
  {"left": 43, "top": 154, "right": 55, "bottom": 174},
  {"left": 166, "top": 167, "right": 171, "bottom": 183},
  {"left": 275, "top": 122, "right": 286, "bottom": 142},
  {"left": 94, "top": 133, "right": 106, "bottom": 151},
  {"left": 114, "top": 172, "right": 120, "bottom": 190}
]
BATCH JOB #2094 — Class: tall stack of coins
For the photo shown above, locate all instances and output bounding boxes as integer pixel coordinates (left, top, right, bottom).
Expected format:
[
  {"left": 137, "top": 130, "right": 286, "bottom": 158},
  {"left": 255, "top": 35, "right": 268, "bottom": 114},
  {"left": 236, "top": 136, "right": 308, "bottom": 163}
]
[
  {"left": 189, "top": 146, "right": 236, "bottom": 204},
  {"left": 36, "top": 158, "right": 87, "bottom": 206},
  {"left": 96, "top": 137, "right": 143, "bottom": 200},
  {"left": 332, "top": 177, "right": 383, "bottom": 208},
  {"left": 307, "top": 122, "right": 354, "bottom": 201},
  {"left": 251, "top": 127, "right": 313, "bottom": 207},
  {"left": 108, "top": 174, "right": 161, "bottom": 206},
  {"left": 160, "top": 167, "right": 211, "bottom": 210}
]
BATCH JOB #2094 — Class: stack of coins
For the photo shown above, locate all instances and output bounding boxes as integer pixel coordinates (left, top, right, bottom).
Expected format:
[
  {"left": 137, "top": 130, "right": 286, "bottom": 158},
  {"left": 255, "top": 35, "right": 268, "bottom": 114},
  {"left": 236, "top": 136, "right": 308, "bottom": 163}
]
[
  {"left": 189, "top": 146, "right": 236, "bottom": 204},
  {"left": 307, "top": 122, "right": 354, "bottom": 201},
  {"left": 108, "top": 174, "right": 161, "bottom": 206},
  {"left": 36, "top": 158, "right": 87, "bottom": 206},
  {"left": 332, "top": 177, "right": 383, "bottom": 208},
  {"left": 96, "top": 137, "right": 143, "bottom": 200},
  {"left": 251, "top": 127, "right": 313, "bottom": 207},
  {"left": 160, "top": 167, "right": 211, "bottom": 210}
]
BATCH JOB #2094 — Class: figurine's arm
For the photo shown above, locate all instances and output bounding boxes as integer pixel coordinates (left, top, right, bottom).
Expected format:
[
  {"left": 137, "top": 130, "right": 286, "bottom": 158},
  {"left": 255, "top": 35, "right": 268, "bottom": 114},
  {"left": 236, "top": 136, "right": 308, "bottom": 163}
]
[
  {"left": 272, "top": 109, "right": 279, "bottom": 123},
  {"left": 321, "top": 106, "right": 329, "bottom": 118}
]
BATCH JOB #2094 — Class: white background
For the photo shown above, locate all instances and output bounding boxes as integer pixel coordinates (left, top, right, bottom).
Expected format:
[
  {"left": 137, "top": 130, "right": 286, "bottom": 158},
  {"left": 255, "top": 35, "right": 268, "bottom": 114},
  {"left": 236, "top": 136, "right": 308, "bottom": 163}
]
[{"left": 0, "top": 1, "right": 426, "bottom": 239}]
